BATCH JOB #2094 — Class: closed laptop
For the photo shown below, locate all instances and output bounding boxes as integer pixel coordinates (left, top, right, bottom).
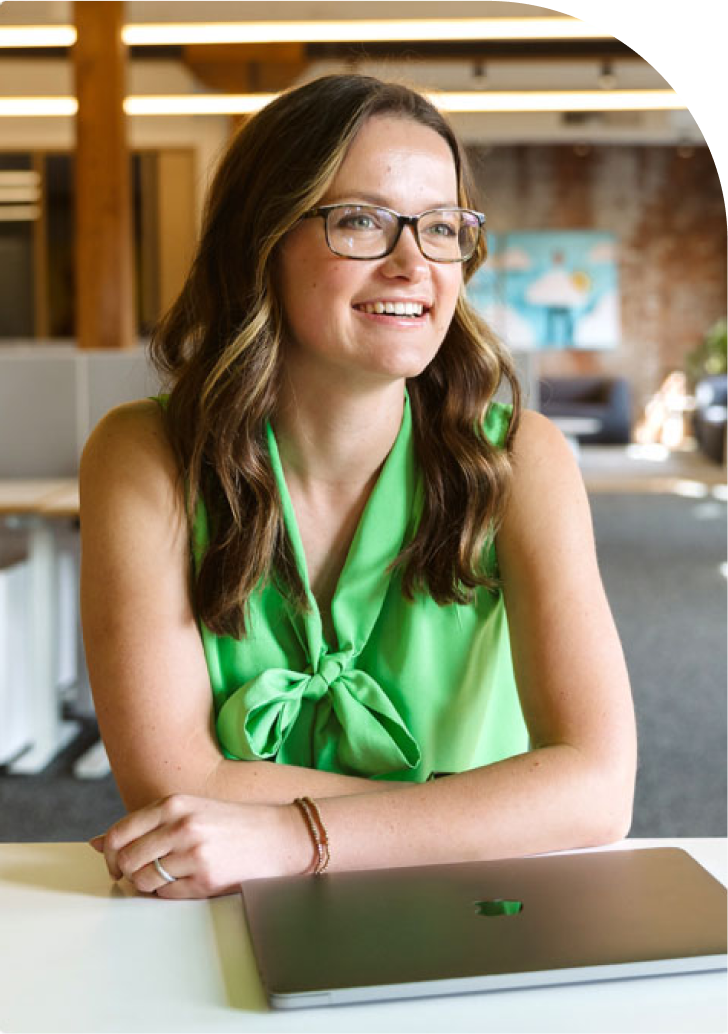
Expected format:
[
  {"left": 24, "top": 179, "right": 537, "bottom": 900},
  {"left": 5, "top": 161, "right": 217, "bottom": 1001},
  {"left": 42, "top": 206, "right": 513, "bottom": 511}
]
[{"left": 241, "top": 847, "right": 727, "bottom": 1009}]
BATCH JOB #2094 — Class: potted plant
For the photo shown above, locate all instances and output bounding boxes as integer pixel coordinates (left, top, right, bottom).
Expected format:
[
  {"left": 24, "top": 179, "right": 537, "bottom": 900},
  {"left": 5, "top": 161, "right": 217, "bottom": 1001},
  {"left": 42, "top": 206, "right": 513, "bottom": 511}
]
[
  {"left": 685, "top": 318, "right": 727, "bottom": 385},
  {"left": 687, "top": 318, "right": 727, "bottom": 463}
]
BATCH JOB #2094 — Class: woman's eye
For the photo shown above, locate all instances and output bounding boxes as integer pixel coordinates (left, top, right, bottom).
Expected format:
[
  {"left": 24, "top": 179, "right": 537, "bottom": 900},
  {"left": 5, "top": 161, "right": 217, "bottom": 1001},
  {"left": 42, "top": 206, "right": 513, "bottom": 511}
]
[
  {"left": 338, "top": 213, "right": 380, "bottom": 231},
  {"left": 427, "top": 221, "right": 458, "bottom": 237}
]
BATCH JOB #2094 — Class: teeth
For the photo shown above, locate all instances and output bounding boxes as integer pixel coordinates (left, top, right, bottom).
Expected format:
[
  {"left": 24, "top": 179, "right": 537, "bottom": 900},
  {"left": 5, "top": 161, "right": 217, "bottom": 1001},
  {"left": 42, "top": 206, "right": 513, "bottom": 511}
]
[{"left": 360, "top": 301, "right": 425, "bottom": 317}]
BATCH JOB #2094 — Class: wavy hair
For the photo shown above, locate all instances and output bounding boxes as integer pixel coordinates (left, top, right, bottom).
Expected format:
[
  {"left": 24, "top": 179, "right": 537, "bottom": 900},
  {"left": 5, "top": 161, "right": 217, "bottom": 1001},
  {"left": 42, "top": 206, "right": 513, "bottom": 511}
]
[{"left": 149, "top": 74, "right": 521, "bottom": 638}]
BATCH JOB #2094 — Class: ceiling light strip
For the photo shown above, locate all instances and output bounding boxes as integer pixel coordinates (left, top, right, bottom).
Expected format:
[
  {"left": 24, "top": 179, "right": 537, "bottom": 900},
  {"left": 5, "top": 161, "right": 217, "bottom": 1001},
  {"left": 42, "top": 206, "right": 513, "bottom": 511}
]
[
  {"left": 124, "top": 94, "right": 277, "bottom": 115},
  {"left": 0, "top": 97, "right": 78, "bottom": 116},
  {"left": 0, "top": 91, "right": 684, "bottom": 118},
  {"left": 0, "top": 18, "right": 611, "bottom": 49},
  {"left": 0, "top": 26, "right": 77, "bottom": 47},
  {"left": 121, "top": 18, "right": 611, "bottom": 45},
  {"left": 126, "top": 91, "right": 685, "bottom": 116},
  {"left": 432, "top": 90, "right": 684, "bottom": 113}
]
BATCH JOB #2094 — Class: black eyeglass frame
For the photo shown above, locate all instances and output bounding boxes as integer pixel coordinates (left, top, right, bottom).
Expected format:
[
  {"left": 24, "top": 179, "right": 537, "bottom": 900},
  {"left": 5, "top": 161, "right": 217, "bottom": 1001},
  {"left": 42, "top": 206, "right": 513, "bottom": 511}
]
[{"left": 301, "top": 203, "right": 486, "bottom": 263}]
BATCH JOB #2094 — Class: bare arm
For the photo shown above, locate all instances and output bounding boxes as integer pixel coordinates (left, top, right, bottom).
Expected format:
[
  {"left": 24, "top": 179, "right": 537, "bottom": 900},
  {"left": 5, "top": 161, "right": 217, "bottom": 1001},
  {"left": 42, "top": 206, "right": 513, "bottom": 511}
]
[
  {"left": 91, "top": 408, "right": 635, "bottom": 897},
  {"left": 80, "top": 401, "right": 406, "bottom": 812}
]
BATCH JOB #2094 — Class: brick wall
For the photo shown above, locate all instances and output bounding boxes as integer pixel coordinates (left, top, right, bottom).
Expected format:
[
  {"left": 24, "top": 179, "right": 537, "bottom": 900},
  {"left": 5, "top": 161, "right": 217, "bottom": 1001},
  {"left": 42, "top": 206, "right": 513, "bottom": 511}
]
[{"left": 468, "top": 144, "right": 727, "bottom": 414}]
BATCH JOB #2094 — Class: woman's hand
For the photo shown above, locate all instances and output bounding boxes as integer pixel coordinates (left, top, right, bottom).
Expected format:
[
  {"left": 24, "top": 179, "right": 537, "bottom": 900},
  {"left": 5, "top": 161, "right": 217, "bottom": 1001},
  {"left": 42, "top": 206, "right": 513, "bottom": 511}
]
[{"left": 89, "top": 794, "right": 311, "bottom": 898}]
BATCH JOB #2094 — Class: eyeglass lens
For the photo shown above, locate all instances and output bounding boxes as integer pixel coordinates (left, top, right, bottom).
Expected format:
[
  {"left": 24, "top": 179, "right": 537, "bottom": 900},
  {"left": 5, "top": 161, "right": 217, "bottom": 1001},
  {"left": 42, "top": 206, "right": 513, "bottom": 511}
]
[{"left": 325, "top": 205, "right": 480, "bottom": 261}]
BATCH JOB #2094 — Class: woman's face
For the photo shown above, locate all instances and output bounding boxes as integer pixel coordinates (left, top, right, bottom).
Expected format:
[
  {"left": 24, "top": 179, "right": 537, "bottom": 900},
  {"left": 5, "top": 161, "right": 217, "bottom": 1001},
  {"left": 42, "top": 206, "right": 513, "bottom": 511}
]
[{"left": 277, "top": 115, "right": 464, "bottom": 386}]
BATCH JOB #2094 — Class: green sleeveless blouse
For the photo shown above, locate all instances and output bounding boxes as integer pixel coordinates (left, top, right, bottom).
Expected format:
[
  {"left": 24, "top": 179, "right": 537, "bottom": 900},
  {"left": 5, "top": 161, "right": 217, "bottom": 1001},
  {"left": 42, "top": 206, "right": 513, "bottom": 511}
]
[{"left": 181, "top": 394, "right": 528, "bottom": 782}]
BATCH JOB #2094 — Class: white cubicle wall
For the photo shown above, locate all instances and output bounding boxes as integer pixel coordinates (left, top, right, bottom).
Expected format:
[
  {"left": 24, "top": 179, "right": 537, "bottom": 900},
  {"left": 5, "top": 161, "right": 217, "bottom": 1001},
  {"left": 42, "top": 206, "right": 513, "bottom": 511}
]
[{"left": 0, "top": 343, "right": 162, "bottom": 478}]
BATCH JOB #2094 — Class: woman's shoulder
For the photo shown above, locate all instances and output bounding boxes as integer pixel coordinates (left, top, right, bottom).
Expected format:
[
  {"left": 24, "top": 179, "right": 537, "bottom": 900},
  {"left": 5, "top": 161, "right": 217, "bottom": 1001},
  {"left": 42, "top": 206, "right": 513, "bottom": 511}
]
[
  {"left": 79, "top": 397, "right": 183, "bottom": 518},
  {"left": 511, "top": 408, "right": 577, "bottom": 465},
  {"left": 483, "top": 401, "right": 568, "bottom": 456},
  {"left": 81, "top": 397, "right": 174, "bottom": 474},
  {"left": 502, "top": 408, "right": 588, "bottom": 535}
]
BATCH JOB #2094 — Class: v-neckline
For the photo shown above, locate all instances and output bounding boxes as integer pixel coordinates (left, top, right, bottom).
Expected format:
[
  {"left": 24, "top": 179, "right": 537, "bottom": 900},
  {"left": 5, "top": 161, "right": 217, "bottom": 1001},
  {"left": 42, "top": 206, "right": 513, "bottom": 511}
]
[
  {"left": 266, "top": 393, "right": 417, "bottom": 655},
  {"left": 213, "top": 389, "right": 432, "bottom": 778}
]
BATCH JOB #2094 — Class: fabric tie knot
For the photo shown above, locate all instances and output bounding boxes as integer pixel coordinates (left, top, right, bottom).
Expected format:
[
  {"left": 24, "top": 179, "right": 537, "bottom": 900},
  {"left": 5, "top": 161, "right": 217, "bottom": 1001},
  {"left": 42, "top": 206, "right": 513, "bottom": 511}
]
[
  {"left": 301, "top": 653, "right": 346, "bottom": 702},
  {"left": 215, "top": 655, "right": 421, "bottom": 777}
]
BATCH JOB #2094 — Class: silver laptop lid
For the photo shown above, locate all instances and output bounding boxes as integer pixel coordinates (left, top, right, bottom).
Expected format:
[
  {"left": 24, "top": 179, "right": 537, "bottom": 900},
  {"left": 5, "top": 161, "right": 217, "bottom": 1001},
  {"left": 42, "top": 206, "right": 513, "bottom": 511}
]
[{"left": 241, "top": 847, "right": 727, "bottom": 1009}]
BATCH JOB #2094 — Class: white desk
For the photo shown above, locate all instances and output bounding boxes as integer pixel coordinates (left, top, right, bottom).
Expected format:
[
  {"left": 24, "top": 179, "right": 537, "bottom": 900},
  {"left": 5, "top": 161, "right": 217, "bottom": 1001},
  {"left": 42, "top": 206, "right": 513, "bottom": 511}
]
[
  {"left": 0, "top": 479, "right": 119, "bottom": 778},
  {"left": 0, "top": 479, "right": 81, "bottom": 772},
  {"left": 0, "top": 838, "right": 725, "bottom": 1033}
]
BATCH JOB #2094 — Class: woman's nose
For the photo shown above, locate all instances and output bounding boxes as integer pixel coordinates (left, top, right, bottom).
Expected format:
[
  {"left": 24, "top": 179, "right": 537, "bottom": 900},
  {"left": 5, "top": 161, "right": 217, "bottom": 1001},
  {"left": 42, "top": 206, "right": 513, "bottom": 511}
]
[{"left": 380, "top": 225, "right": 429, "bottom": 279}]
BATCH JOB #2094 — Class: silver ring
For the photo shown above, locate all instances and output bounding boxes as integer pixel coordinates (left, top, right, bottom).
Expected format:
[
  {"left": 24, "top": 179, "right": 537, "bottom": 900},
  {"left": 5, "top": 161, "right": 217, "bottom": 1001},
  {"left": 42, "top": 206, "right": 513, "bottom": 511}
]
[{"left": 153, "top": 857, "right": 177, "bottom": 883}]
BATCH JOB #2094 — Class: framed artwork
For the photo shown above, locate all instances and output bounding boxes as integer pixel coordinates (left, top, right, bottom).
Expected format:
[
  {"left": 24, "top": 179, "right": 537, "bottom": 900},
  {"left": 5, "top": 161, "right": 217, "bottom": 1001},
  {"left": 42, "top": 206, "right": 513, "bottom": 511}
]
[{"left": 467, "top": 230, "right": 621, "bottom": 351}]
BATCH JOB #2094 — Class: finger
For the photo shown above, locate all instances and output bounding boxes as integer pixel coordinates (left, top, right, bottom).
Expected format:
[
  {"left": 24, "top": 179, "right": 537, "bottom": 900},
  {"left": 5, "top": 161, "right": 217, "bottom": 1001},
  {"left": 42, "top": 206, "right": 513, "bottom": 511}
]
[
  {"left": 154, "top": 873, "right": 239, "bottom": 900},
  {"left": 138, "top": 843, "right": 201, "bottom": 894},
  {"left": 155, "top": 877, "right": 209, "bottom": 900},
  {"left": 88, "top": 834, "right": 105, "bottom": 853},
  {"left": 131, "top": 841, "right": 225, "bottom": 896},
  {"left": 103, "top": 799, "right": 170, "bottom": 880},
  {"left": 150, "top": 852, "right": 241, "bottom": 901},
  {"left": 114, "top": 802, "right": 204, "bottom": 885},
  {"left": 130, "top": 854, "right": 189, "bottom": 895}
]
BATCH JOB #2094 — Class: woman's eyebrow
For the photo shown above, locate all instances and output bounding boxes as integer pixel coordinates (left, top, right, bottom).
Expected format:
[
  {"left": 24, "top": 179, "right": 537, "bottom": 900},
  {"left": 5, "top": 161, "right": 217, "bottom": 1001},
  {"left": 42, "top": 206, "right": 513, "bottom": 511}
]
[
  {"left": 323, "top": 191, "right": 395, "bottom": 207},
  {"left": 323, "top": 192, "right": 457, "bottom": 209}
]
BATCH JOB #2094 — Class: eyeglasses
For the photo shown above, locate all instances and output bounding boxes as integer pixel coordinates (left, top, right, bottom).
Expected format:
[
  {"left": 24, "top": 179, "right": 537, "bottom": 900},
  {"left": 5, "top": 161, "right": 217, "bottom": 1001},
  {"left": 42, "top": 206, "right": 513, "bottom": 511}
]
[{"left": 302, "top": 203, "right": 485, "bottom": 263}]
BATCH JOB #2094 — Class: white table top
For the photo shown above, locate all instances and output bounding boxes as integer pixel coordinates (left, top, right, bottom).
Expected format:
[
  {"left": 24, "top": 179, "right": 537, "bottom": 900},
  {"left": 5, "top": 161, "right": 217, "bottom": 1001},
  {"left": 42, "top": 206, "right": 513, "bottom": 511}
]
[
  {"left": 0, "top": 477, "right": 79, "bottom": 517},
  {"left": 0, "top": 838, "right": 725, "bottom": 1034}
]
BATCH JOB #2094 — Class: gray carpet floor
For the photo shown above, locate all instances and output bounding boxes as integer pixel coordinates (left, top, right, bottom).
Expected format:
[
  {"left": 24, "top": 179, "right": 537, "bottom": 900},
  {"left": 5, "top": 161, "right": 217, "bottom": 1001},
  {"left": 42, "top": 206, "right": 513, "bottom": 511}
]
[
  {"left": 0, "top": 491, "right": 725, "bottom": 842},
  {"left": 590, "top": 492, "right": 726, "bottom": 837}
]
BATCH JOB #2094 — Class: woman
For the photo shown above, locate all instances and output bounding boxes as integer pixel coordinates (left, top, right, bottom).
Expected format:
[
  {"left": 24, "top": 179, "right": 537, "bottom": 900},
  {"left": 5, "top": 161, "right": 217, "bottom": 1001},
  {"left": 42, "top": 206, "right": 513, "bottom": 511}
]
[{"left": 81, "top": 75, "right": 636, "bottom": 898}]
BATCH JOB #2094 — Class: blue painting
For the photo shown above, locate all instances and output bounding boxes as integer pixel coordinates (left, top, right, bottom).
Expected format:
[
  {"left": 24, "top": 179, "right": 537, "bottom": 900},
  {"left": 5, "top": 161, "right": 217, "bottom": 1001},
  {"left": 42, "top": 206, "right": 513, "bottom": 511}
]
[{"left": 467, "top": 231, "right": 621, "bottom": 351}]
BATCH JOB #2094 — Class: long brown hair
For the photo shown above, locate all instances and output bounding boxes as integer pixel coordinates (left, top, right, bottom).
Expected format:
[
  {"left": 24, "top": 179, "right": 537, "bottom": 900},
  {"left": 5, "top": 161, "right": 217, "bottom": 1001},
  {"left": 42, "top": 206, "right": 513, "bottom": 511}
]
[{"left": 149, "top": 74, "right": 521, "bottom": 638}]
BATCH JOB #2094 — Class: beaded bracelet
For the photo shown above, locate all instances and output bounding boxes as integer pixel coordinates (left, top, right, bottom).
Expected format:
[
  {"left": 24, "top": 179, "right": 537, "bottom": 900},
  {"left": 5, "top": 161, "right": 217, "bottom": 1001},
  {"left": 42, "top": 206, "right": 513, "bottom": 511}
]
[{"left": 293, "top": 796, "right": 330, "bottom": 875}]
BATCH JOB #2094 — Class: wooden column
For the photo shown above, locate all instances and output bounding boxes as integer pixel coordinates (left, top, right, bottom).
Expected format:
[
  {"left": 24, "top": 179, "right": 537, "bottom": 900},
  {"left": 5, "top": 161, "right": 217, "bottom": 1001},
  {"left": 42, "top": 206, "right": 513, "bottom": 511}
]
[
  {"left": 73, "top": 2, "right": 134, "bottom": 350},
  {"left": 157, "top": 151, "right": 196, "bottom": 317},
  {"left": 32, "top": 154, "right": 49, "bottom": 338}
]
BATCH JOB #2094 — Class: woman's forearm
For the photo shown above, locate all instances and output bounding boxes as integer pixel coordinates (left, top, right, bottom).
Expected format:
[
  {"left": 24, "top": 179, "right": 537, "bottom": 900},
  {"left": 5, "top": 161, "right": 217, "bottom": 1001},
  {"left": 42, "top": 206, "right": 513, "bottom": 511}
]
[
  {"left": 200, "top": 756, "right": 413, "bottom": 807},
  {"left": 95, "top": 743, "right": 635, "bottom": 897},
  {"left": 115, "top": 748, "right": 414, "bottom": 813},
  {"left": 296, "top": 745, "right": 635, "bottom": 874}
]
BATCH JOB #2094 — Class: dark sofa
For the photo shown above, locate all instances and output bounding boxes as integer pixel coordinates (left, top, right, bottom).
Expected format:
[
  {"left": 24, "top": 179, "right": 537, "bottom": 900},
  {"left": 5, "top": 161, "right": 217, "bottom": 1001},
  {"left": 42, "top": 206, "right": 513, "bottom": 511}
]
[
  {"left": 538, "top": 376, "right": 632, "bottom": 444},
  {"left": 693, "top": 375, "right": 727, "bottom": 464}
]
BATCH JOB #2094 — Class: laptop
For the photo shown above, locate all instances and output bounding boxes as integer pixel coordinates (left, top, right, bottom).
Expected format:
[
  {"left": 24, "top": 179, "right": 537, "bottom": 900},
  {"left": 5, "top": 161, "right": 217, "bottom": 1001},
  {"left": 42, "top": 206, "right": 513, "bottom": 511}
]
[{"left": 241, "top": 847, "right": 727, "bottom": 1009}]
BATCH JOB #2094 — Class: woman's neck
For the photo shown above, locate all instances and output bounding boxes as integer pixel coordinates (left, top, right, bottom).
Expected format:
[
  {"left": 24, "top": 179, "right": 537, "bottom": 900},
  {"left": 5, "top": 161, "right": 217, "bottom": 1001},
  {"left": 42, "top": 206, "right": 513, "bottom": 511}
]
[{"left": 272, "top": 374, "right": 406, "bottom": 497}]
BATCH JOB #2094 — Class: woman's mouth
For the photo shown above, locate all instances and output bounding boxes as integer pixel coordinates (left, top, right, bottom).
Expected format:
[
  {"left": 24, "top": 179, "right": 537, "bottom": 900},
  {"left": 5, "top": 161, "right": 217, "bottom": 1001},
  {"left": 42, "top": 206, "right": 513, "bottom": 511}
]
[{"left": 354, "top": 301, "right": 429, "bottom": 319}]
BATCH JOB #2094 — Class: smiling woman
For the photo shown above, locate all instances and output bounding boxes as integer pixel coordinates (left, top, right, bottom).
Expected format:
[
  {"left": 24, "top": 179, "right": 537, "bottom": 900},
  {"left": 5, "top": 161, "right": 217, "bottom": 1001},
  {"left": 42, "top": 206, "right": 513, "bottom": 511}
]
[{"left": 79, "top": 74, "right": 636, "bottom": 899}]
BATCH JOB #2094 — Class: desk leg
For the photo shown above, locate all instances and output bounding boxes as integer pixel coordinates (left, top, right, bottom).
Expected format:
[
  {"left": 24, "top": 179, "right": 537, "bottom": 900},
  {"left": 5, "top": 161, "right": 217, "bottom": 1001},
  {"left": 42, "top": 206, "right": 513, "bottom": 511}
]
[{"left": 10, "top": 517, "right": 79, "bottom": 773}]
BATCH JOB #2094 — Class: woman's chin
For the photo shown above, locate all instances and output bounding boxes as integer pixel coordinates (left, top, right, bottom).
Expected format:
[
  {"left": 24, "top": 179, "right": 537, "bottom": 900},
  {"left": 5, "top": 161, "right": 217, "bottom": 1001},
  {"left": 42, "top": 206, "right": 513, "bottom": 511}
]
[
  {"left": 284, "top": 338, "right": 440, "bottom": 387},
  {"left": 357, "top": 344, "right": 440, "bottom": 383}
]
